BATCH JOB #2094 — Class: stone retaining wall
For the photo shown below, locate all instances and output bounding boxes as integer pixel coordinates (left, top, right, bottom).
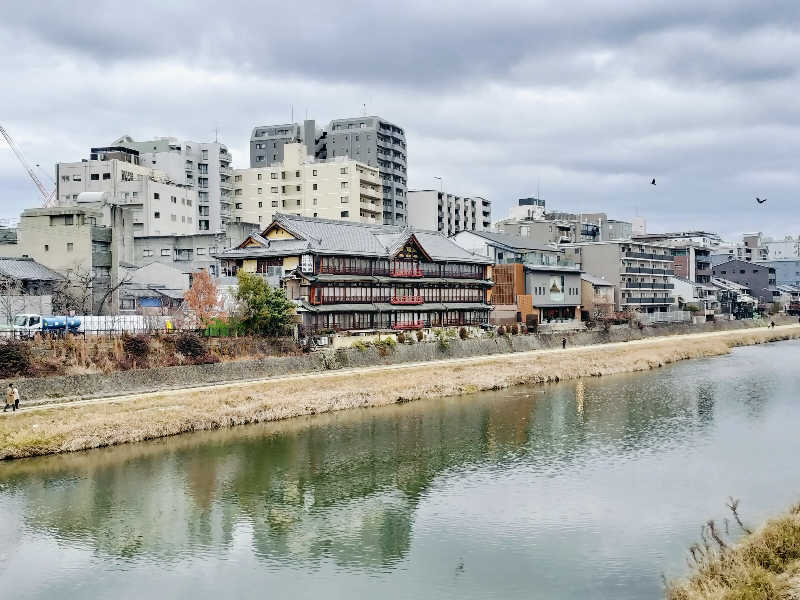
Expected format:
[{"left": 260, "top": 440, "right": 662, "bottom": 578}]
[{"left": 5, "top": 316, "right": 795, "bottom": 407}]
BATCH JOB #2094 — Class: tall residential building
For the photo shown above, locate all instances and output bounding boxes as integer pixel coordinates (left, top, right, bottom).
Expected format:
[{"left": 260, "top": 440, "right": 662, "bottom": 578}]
[
  {"left": 232, "top": 142, "right": 382, "bottom": 226},
  {"left": 495, "top": 211, "right": 633, "bottom": 245},
  {"left": 55, "top": 147, "right": 196, "bottom": 236},
  {"left": 406, "top": 190, "right": 491, "bottom": 235},
  {"left": 249, "top": 115, "right": 407, "bottom": 225},
  {"left": 112, "top": 135, "right": 234, "bottom": 233},
  {"left": 562, "top": 241, "right": 676, "bottom": 314}
]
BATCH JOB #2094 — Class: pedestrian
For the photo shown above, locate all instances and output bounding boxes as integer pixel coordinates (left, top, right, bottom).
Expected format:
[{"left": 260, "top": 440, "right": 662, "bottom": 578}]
[
  {"left": 771, "top": 320, "right": 776, "bottom": 328},
  {"left": 4, "top": 383, "right": 14, "bottom": 413},
  {"left": 562, "top": 337, "right": 567, "bottom": 349},
  {"left": 12, "top": 384, "right": 20, "bottom": 411}
]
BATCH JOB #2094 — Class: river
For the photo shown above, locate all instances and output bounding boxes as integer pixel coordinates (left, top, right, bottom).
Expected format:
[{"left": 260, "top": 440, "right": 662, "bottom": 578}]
[{"left": 1, "top": 340, "right": 800, "bottom": 599}]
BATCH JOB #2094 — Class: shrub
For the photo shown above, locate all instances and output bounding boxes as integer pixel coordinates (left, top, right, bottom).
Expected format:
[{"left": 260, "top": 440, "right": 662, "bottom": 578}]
[
  {"left": 352, "top": 340, "right": 369, "bottom": 352},
  {"left": 459, "top": 327, "right": 468, "bottom": 340},
  {"left": 235, "top": 271, "right": 295, "bottom": 336},
  {"left": 416, "top": 330, "right": 424, "bottom": 342},
  {"left": 122, "top": 334, "right": 150, "bottom": 360},
  {"left": 176, "top": 333, "right": 205, "bottom": 358},
  {"left": 511, "top": 324, "right": 519, "bottom": 335},
  {"left": 396, "top": 332, "right": 406, "bottom": 344},
  {"left": 0, "top": 342, "right": 32, "bottom": 378},
  {"left": 497, "top": 326, "right": 506, "bottom": 336}
]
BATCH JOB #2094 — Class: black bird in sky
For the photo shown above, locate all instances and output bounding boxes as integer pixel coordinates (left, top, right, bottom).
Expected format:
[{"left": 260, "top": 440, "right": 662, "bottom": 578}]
[
  {"left": 756, "top": 197, "right": 767, "bottom": 204},
  {"left": 651, "top": 178, "right": 656, "bottom": 185}
]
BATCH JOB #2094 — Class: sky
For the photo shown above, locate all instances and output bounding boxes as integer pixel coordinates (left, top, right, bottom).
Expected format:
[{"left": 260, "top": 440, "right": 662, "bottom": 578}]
[{"left": 1, "top": 0, "right": 799, "bottom": 241}]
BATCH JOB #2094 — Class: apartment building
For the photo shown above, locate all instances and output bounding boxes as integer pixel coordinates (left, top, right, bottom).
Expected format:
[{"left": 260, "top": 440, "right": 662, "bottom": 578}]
[
  {"left": 112, "top": 135, "right": 234, "bottom": 233},
  {"left": 232, "top": 143, "right": 382, "bottom": 226},
  {"left": 755, "top": 259, "right": 800, "bottom": 286},
  {"left": 711, "top": 259, "right": 779, "bottom": 305},
  {"left": 215, "top": 214, "right": 493, "bottom": 333},
  {"left": 712, "top": 232, "right": 769, "bottom": 265},
  {"left": 562, "top": 241, "right": 675, "bottom": 314},
  {"left": 406, "top": 190, "right": 491, "bottom": 235},
  {"left": 56, "top": 146, "right": 196, "bottom": 236},
  {"left": 249, "top": 115, "right": 407, "bottom": 225},
  {"left": 507, "top": 197, "right": 546, "bottom": 221},
  {"left": 765, "top": 238, "right": 800, "bottom": 260}
]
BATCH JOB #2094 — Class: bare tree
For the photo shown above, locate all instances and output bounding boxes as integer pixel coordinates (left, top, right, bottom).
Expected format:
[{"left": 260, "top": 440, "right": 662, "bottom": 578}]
[
  {"left": 52, "top": 267, "right": 131, "bottom": 316},
  {"left": 0, "top": 278, "right": 25, "bottom": 325}
]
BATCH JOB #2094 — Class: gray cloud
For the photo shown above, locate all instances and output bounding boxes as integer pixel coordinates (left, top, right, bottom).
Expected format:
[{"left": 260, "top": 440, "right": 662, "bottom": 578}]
[{"left": 1, "top": 1, "right": 799, "bottom": 239}]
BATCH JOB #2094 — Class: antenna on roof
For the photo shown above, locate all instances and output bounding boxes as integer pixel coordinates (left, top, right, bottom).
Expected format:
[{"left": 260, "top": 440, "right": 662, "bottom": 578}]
[
  {"left": 361, "top": 103, "right": 367, "bottom": 117},
  {"left": 291, "top": 104, "right": 294, "bottom": 123},
  {"left": 214, "top": 127, "right": 219, "bottom": 143}
]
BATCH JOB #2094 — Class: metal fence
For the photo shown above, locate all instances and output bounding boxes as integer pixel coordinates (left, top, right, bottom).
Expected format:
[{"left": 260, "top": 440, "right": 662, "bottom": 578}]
[{"left": 635, "top": 311, "right": 691, "bottom": 325}]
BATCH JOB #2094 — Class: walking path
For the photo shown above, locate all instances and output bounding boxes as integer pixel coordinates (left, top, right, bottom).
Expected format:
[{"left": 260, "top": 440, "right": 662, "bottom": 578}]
[{"left": 3, "top": 324, "right": 797, "bottom": 417}]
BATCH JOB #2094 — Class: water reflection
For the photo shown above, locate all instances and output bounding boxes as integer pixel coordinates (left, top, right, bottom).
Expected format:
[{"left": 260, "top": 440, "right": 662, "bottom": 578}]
[{"left": 1, "top": 340, "right": 800, "bottom": 599}]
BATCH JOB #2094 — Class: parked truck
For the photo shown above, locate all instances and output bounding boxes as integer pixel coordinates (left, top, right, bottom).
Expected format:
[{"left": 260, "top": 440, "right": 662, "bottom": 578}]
[
  {"left": 6, "top": 313, "right": 172, "bottom": 337},
  {"left": 10, "top": 314, "right": 81, "bottom": 337}
]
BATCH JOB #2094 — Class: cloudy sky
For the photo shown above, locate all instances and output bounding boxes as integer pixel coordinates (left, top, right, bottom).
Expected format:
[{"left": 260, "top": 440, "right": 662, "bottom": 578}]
[{"left": 1, "top": 0, "right": 798, "bottom": 240}]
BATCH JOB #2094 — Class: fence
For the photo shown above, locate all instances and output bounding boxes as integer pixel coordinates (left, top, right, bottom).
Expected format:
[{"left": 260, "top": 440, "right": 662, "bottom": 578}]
[{"left": 635, "top": 311, "right": 691, "bottom": 325}]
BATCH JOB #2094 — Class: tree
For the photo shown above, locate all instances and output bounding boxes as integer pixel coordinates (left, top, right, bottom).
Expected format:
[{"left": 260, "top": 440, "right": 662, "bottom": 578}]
[
  {"left": 0, "top": 278, "right": 25, "bottom": 326},
  {"left": 234, "top": 271, "right": 295, "bottom": 336},
  {"left": 183, "top": 270, "right": 224, "bottom": 327},
  {"left": 52, "top": 267, "right": 131, "bottom": 315}
]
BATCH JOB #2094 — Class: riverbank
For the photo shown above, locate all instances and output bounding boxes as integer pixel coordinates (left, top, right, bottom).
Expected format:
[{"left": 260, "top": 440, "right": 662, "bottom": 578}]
[
  {"left": 667, "top": 502, "right": 800, "bottom": 599},
  {"left": 1, "top": 325, "right": 798, "bottom": 460}
]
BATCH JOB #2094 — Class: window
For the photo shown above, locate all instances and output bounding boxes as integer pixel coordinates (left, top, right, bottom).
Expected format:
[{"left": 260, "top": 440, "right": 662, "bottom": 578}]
[
  {"left": 340, "top": 167, "right": 348, "bottom": 174},
  {"left": 72, "top": 175, "right": 81, "bottom": 181},
  {"left": 312, "top": 169, "right": 317, "bottom": 176},
  {"left": 44, "top": 244, "right": 49, "bottom": 252},
  {"left": 257, "top": 188, "right": 262, "bottom": 194},
  {"left": 271, "top": 201, "right": 278, "bottom": 207},
  {"left": 296, "top": 199, "right": 301, "bottom": 206},
  {"left": 257, "top": 173, "right": 262, "bottom": 181},
  {"left": 258, "top": 201, "right": 262, "bottom": 208},
  {"left": 313, "top": 212, "right": 318, "bottom": 217},
  {"left": 64, "top": 215, "right": 74, "bottom": 226},
  {"left": 66, "top": 242, "right": 73, "bottom": 252},
  {"left": 154, "top": 193, "right": 160, "bottom": 200},
  {"left": 341, "top": 196, "right": 349, "bottom": 203},
  {"left": 271, "top": 186, "right": 278, "bottom": 193},
  {"left": 341, "top": 181, "right": 348, "bottom": 189},
  {"left": 171, "top": 214, "right": 177, "bottom": 222},
  {"left": 296, "top": 185, "right": 301, "bottom": 191},
  {"left": 102, "top": 172, "right": 111, "bottom": 180},
  {"left": 154, "top": 211, "right": 160, "bottom": 219},
  {"left": 256, "top": 155, "right": 264, "bottom": 162},
  {"left": 171, "top": 196, "right": 177, "bottom": 203},
  {"left": 90, "top": 173, "right": 99, "bottom": 181},
  {"left": 341, "top": 211, "right": 349, "bottom": 217},
  {"left": 235, "top": 175, "right": 242, "bottom": 182},
  {"left": 312, "top": 183, "right": 317, "bottom": 190},
  {"left": 181, "top": 216, "right": 186, "bottom": 223},
  {"left": 313, "top": 198, "right": 318, "bottom": 205},
  {"left": 301, "top": 254, "right": 313, "bottom": 273},
  {"left": 143, "top": 249, "right": 153, "bottom": 257},
  {"left": 271, "top": 172, "right": 277, "bottom": 179},
  {"left": 235, "top": 203, "right": 242, "bottom": 209},
  {"left": 281, "top": 186, "right": 286, "bottom": 193},
  {"left": 753, "top": 270, "right": 758, "bottom": 274},
  {"left": 161, "top": 249, "right": 171, "bottom": 256},
  {"left": 197, "top": 248, "right": 206, "bottom": 255},
  {"left": 295, "top": 170, "right": 300, "bottom": 177}
]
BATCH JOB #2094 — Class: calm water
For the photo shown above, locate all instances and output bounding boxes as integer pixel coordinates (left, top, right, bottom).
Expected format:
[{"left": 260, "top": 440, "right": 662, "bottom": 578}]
[{"left": 2, "top": 341, "right": 800, "bottom": 599}]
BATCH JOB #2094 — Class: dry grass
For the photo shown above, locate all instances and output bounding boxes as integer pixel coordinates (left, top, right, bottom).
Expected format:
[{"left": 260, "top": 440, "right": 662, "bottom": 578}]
[
  {"left": 667, "top": 502, "right": 800, "bottom": 600},
  {"left": 0, "top": 327, "right": 798, "bottom": 461}
]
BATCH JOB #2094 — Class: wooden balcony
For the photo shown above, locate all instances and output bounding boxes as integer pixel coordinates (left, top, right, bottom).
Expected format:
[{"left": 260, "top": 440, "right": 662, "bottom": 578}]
[
  {"left": 392, "top": 321, "right": 424, "bottom": 330},
  {"left": 390, "top": 267, "right": 423, "bottom": 277},
  {"left": 390, "top": 295, "right": 424, "bottom": 305}
]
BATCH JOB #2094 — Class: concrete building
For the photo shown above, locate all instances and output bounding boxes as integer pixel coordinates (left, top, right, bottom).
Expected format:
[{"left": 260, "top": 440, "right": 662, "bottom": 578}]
[
  {"left": 712, "top": 233, "right": 769, "bottom": 265},
  {"left": 451, "top": 230, "right": 556, "bottom": 264},
  {"left": 580, "top": 274, "right": 616, "bottom": 318},
  {"left": 507, "top": 197, "right": 546, "bottom": 221},
  {"left": 711, "top": 259, "right": 778, "bottom": 305},
  {"left": 249, "top": 116, "right": 407, "bottom": 225},
  {"left": 0, "top": 257, "right": 63, "bottom": 323},
  {"left": 132, "top": 222, "right": 259, "bottom": 277},
  {"left": 765, "top": 238, "right": 800, "bottom": 260},
  {"left": 0, "top": 227, "right": 17, "bottom": 257},
  {"left": 632, "top": 231, "right": 723, "bottom": 249},
  {"left": 670, "top": 246, "right": 713, "bottom": 284},
  {"left": 406, "top": 190, "right": 491, "bottom": 235},
  {"left": 755, "top": 259, "right": 800, "bottom": 286},
  {"left": 711, "top": 277, "right": 758, "bottom": 319},
  {"left": 562, "top": 241, "right": 675, "bottom": 314},
  {"left": 112, "top": 135, "right": 234, "bottom": 233},
  {"left": 16, "top": 202, "right": 134, "bottom": 314},
  {"left": 494, "top": 211, "right": 632, "bottom": 245},
  {"left": 671, "top": 277, "right": 719, "bottom": 320},
  {"left": 119, "top": 261, "right": 190, "bottom": 314},
  {"left": 215, "top": 214, "right": 492, "bottom": 333},
  {"left": 56, "top": 146, "right": 196, "bottom": 236},
  {"left": 232, "top": 143, "right": 382, "bottom": 226}
]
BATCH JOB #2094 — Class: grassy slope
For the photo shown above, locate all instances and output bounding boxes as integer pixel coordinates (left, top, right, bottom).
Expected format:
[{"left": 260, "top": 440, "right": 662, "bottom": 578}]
[{"left": 1, "top": 327, "right": 798, "bottom": 460}]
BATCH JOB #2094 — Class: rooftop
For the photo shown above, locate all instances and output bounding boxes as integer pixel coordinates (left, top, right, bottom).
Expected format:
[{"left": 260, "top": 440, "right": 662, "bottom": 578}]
[
  {"left": 0, "top": 257, "right": 64, "bottom": 282},
  {"left": 456, "top": 230, "right": 557, "bottom": 252},
  {"left": 581, "top": 273, "right": 614, "bottom": 286}
]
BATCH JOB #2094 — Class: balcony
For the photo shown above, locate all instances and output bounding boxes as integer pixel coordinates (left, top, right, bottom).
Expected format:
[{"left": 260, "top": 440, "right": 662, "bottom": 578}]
[
  {"left": 220, "top": 166, "right": 233, "bottom": 176},
  {"left": 360, "top": 200, "right": 381, "bottom": 213},
  {"left": 390, "top": 266, "right": 423, "bottom": 277},
  {"left": 390, "top": 295, "right": 424, "bottom": 305},
  {"left": 621, "top": 267, "right": 674, "bottom": 275},
  {"left": 625, "top": 251, "right": 674, "bottom": 261},
  {"left": 219, "top": 180, "right": 234, "bottom": 191},
  {"left": 392, "top": 321, "right": 424, "bottom": 330},
  {"left": 623, "top": 282, "right": 675, "bottom": 289},
  {"left": 219, "top": 151, "right": 232, "bottom": 162},
  {"left": 623, "top": 297, "right": 676, "bottom": 304}
]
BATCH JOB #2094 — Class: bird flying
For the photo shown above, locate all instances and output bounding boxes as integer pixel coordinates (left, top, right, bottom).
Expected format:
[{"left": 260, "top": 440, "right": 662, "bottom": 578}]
[
  {"left": 651, "top": 178, "right": 656, "bottom": 185},
  {"left": 756, "top": 197, "right": 767, "bottom": 204}
]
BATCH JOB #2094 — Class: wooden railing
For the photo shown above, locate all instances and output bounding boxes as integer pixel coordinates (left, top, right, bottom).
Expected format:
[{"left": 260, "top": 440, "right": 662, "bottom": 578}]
[
  {"left": 390, "top": 295, "right": 424, "bottom": 305},
  {"left": 392, "top": 321, "right": 425, "bottom": 330}
]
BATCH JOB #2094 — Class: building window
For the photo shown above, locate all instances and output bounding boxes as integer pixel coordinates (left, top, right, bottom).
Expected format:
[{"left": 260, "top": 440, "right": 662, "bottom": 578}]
[
  {"left": 161, "top": 249, "right": 171, "bottom": 256},
  {"left": 340, "top": 167, "right": 348, "bottom": 174},
  {"left": 66, "top": 242, "right": 73, "bottom": 252},
  {"left": 271, "top": 186, "right": 278, "bottom": 193},
  {"left": 313, "top": 198, "right": 318, "bottom": 205},
  {"left": 258, "top": 188, "right": 262, "bottom": 194},
  {"left": 258, "top": 201, "right": 263, "bottom": 208},
  {"left": 296, "top": 199, "right": 301, "bottom": 206},
  {"left": 72, "top": 175, "right": 81, "bottom": 181},
  {"left": 142, "top": 249, "right": 153, "bottom": 257},
  {"left": 341, "top": 181, "right": 348, "bottom": 189},
  {"left": 295, "top": 170, "right": 300, "bottom": 177},
  {"left": 102, "top": 172, "right": 111, "bottom": 180},
  {"left": 271, "top": 201, "right": 278, "bottom": 207},
  {"left": 257, "top": 173, "right": 262, "bottom": 181},
  {"left": 171, "top": 214, "right": 177, "bottom": 222},
  {"left": 171, "top": 196, "right": 177, "bottom": 203},
  {"left": 235, "top": 203, "right": 242, "bottom": 209},
  {"left": 154, "top": 211, "right": 160, "bottom": 219},
  {"left": 44, "top": 244, "right": 49, "bottom": 252},
  {"left": 90, "top": 173, "right": 99, "bottom": 181},
  {"left": 196, "top": 248, "right": 205, "bottom": 255},
  {"left": 312, "top": 170, "right": 317, "bottom": 176},
  {"left": 235, "top": 175, "right": 242, "bottom": 182},
  {"left": 271, "top": 172, "right": 277, "bottom": 179},
  {"left": 312, "top": 183, "right": 317, "bottom": 190},
  {"left": 341, "top": 211, "right": 349, "bottom": 217},
  {"left": 154, "top": 193, "right": 160, "bottom": 200},
  {"left": 341, "top": 196, "right": 349, "bottom": 203},
  {"left": 296, "top": 185, "right": 301, "bottom": 191},
  {"left": 301, "top": 254, "right": 313, "bottom": 273},
  {"left": 281, "top": 186, "right": 286, "bottom": 193}
]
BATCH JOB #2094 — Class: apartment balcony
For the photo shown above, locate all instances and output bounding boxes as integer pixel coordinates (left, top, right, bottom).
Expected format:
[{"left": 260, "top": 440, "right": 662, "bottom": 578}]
[
  {"left": 390, "top": 295, "right": 424, "bottom": 305},
  {"left": 360, "top": 185, "right": 382, "bottom": 200},
  {"left": 625, "top": 251, "right": 674, "bottom": 262},
  {"left": 696, "top": 268, "right": 712, "bottom": 277},
  {"left": 220, "top": 166, "right": 233, "bottom": 176},
  {"left": 621, "top": 267, "right": 674, "bottom": 275},
  {"left": 219, "top": 180, "right": 234, "bottom": 191},
  {"left": 623, "top": 282, "right": 675, "bottom": 289},
  {"left": 623, "top": 297, "right": 676, "bottom": 304},
  {"left": 360, "top": 200, "right": 381, "bottom": 214},
  {"left": 219, "top": 151, "right": 232, "bottom": 162}
]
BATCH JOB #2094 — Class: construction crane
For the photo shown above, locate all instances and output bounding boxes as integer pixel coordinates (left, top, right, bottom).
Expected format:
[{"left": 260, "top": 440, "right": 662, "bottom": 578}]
[{"left": 0, "top": 123, "right": 56, "bottom": 207}]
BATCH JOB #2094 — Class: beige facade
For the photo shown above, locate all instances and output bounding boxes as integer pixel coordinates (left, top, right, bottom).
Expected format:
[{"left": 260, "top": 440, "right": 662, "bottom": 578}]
[
  {"left": 232, "top": 143, "right": 381, "bottom": 226},
  {"left": 56, "top": 158, "right": 196, "bottom": 236}
]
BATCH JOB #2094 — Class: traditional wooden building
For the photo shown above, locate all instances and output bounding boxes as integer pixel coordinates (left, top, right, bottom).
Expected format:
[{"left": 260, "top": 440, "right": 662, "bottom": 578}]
[{"left": 216, "top": 214, "right": 493, "bottom": 333}]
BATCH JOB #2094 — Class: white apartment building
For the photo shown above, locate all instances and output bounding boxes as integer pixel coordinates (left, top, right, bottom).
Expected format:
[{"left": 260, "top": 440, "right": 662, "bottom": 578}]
[
  {"left": 56, "top": 147, "right": 196, "bottom": 236},
  {"left": 231, "top": 142, "right": 382, "bottom": 226},
  {"left": 112, "top": 135, "right": 234, "bottom": 233},
  {"left": 406, "top": 190, "right": 492, "bottom": 235}
]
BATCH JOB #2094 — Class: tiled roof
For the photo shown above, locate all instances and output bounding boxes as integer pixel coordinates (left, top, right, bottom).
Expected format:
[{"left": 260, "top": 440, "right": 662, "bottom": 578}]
[
  {"left": 0, "top": 257, "right": 64, "bottom": 282},
  {"left": 459, "top": 230, "right": 556, "bottom": 252},
  {"left": 218, "top": 214, "right": 491, "bottom": 264}
]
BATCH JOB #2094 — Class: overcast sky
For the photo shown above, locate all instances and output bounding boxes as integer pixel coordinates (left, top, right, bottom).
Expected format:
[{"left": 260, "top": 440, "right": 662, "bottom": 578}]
[{"left": 1, "top": 1, "right": 798, "bottom": 240}]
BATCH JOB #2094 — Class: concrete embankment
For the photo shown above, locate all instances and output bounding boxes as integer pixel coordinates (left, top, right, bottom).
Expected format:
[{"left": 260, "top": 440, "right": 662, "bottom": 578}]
[
  {"left": 5, "top": 317, "right": 796, "bottom": 408},
  {"left": 0, "top": 325, "right": 798, "bottom": 461}
]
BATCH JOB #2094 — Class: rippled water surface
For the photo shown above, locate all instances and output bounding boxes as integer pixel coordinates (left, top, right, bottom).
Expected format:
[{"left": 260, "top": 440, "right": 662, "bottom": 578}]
[{"left": 2, "top": 340, "right": 800, "bottom": 599}]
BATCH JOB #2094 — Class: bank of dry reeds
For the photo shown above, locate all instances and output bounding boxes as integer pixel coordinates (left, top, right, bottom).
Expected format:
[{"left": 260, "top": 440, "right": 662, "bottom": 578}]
[
  {"left": 667, "top": 501, "right": 800, "bottom": 599},
  {"left": 0, "top": 327, "right": 798, "bottom": 460}
]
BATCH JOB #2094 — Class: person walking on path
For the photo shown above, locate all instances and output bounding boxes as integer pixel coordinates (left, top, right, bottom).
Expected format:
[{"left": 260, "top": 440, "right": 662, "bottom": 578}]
[
  {"left": 4, "top": 383, "right": 15, "bottom": 413},
  {"left": 770, "top": 320, "right": 776, "bottom": 329},
  {"left": 12, "top": 384, "right": 20, "bottom": 411},
  {"left": 562, "top": 337, "right": 567, "bottom": 349}
]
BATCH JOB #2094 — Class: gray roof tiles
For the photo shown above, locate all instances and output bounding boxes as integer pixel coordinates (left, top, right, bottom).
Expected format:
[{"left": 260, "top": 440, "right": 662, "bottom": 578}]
[
  {"left": 0, "top": 257, "right": 64, "bottom": 282},
  {"left": 461, "top": 230, "right": 557, "bottom": 252}
]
